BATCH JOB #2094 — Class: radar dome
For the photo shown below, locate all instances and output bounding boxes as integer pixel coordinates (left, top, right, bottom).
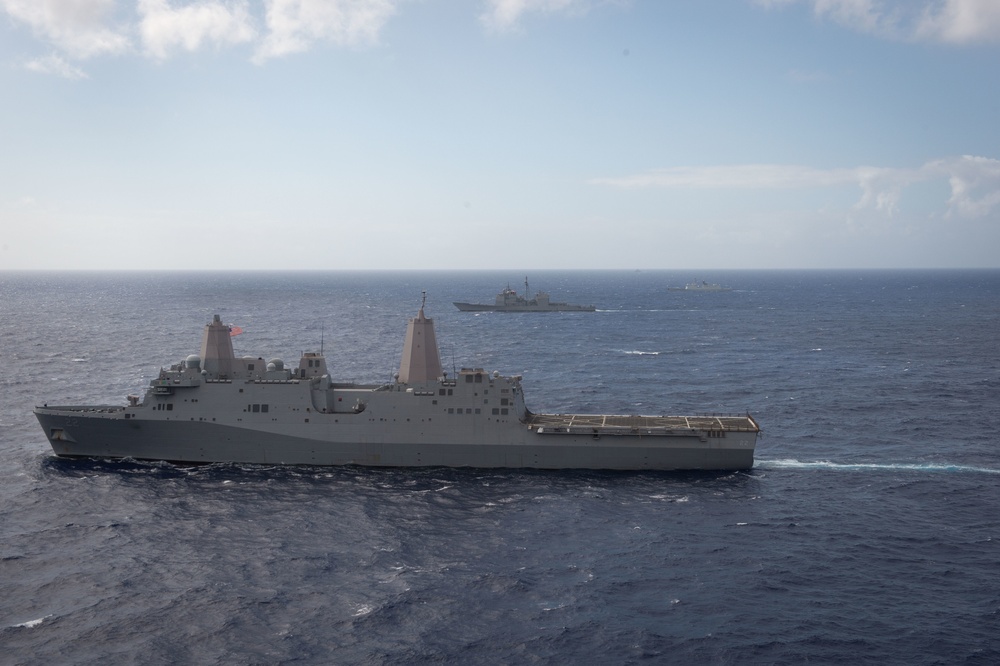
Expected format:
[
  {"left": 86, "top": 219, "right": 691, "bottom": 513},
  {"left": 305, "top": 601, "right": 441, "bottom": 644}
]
[{"left": 185, "top": 355, "right": 202, "bottom": 370}]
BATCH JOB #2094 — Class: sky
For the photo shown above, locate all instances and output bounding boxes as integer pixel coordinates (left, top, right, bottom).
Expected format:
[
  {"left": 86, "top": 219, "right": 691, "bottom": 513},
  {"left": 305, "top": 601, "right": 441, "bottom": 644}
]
[{"left": 1, "top": 0, "right": 999, "bottom": 271}]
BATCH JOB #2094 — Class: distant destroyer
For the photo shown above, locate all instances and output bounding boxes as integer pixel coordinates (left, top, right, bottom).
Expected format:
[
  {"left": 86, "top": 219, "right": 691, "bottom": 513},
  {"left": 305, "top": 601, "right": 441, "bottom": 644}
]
[
  {"left": 454, "top": 278, "right": 596, "bottom": 312},
  {"left": 669, "top": 281, "right": 732, "bottom": 292},
  {"left": 35, "top": 298, "right": 758, "bottom": 470}
]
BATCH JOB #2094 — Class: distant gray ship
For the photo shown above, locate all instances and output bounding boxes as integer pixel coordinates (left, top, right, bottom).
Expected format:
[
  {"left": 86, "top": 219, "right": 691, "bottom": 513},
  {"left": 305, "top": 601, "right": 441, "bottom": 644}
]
[
  {"left": 668, "top": 281, "right": 732, "bottom": 292},
  {"left": 454, "top": 278, "right": 596, "bottom": 312},
  {"left": 35, "top": 298, "right": 758, "bottom": 470}
]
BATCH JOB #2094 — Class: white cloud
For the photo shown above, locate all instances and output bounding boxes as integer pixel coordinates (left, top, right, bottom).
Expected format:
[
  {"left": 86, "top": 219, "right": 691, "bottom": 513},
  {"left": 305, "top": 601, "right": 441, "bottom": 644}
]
[
  {"left": 758, "top": 0, "right": 1000, "bottom": 44},
  {"left": 480, "top": 0, "right": 587, "bottom": 32},
  {"left": 23, "top": 52, "right": 89, "bottom": 79},
  {"left": 934, "top": 155, "right": 1000, "bottom": 218},
  {"left": 853, "top": 165, "right": 911, "bottom": 216},
  {"left": 2, "top": 0, "right": 399, "bottom": 71},
  {"left": 1, "top": 0, "right": 130, "bottom": 58},
  {"left": 591, "top": 156, "right": 1000, "bottom": 220},
  {"left": 914, "top": 0, "right": 1000, "bottom": 45},
  {"left": 139, "top": 0, "right": 257, "bottom": 60},
  {"left": 253, "top": 0, "right": 396, "bottom": 61}
]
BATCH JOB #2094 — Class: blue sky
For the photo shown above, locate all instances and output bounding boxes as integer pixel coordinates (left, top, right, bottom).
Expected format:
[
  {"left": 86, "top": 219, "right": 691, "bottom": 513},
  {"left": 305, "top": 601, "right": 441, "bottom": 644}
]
[{"left": 2, "top": 0, "right": 999, "bottom": 270}]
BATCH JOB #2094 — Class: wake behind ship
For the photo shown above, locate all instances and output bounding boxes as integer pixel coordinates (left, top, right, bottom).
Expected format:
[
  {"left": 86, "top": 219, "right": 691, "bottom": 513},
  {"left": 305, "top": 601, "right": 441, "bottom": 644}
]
[{"left": 35, "top": 298, "right": 758, "bottom": 470}]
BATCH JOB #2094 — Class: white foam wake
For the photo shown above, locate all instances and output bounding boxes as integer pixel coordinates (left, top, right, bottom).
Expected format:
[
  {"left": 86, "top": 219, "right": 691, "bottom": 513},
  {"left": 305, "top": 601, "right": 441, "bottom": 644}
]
[{"left": 757, "top": 458, "right": 1000, "bottom": 474}]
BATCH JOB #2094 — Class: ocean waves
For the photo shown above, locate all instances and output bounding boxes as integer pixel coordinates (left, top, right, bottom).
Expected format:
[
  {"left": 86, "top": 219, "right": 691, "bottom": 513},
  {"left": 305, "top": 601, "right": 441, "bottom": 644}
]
[{"left": 2, "top": 269, "right": 999, "bottom": 663}]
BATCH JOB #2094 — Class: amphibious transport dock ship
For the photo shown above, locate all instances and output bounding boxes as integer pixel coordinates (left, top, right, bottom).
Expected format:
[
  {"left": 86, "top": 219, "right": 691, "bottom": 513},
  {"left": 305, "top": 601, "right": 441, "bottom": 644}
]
[
  {"left": 35, "top": 301, "right": 758, "bottom": 470},
  {"left": 454, "top": 278, "right": 596, "bottom": 312}
]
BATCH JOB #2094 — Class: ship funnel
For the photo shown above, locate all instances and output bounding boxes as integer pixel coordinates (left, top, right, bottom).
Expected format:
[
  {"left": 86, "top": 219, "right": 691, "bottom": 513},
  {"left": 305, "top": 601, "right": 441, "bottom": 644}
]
[
  {"left": 398, "top": 293, "right": 443, "bottom": 384},
  {"left": 200, "top": 314, "right": 236, "bottom": 377}
]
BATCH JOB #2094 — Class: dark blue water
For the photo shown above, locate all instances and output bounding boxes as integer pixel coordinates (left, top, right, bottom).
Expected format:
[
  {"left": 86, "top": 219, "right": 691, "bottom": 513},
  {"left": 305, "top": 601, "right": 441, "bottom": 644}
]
[{"left": 2, "top": 270, "right": 998, "bottom": 664}]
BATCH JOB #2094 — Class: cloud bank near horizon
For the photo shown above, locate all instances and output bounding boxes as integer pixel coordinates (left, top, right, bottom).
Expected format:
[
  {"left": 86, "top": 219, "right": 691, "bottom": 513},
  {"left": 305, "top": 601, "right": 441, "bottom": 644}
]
[
  {"left": 591, "top": 156, "right": 1000, "bottom": 221},
  {"left": 4, "top": 0, "right": 1000, "bottom": 79}
]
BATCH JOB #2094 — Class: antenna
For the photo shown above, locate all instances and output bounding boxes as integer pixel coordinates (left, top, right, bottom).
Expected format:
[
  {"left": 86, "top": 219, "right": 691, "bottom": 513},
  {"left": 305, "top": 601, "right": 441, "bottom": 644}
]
[
  {"left": 421, "top": 290, "right": 427, "bottom": 310},
  {"left": 320, "top": 324, "right": 325, "bottom": 355}
]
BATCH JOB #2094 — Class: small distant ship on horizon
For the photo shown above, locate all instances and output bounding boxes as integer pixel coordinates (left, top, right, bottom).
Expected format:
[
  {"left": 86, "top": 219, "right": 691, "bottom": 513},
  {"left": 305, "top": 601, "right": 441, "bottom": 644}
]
[
  {"left": 668, "top": 281, "right": 733, "bottom": 293},
  {"left": 454, "top": 278, "right": 596, "bottom": 312}
]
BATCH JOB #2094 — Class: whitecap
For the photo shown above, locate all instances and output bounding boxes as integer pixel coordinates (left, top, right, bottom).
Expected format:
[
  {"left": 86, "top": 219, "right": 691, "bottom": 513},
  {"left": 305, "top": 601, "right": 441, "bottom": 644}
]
[
  {"left": 649, "top": 494, "right": 689, "bottom": 503},
  {"left": 14, "top": 615, "right": 52, "bottom": 629}
]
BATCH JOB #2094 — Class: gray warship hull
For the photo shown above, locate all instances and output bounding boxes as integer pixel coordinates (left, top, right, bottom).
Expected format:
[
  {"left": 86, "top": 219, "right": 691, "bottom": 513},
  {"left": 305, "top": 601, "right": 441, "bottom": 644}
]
[
  {"left": 34, "top": 306, "right": 758, "bottom": 471},
  {"left": 454, "top": 278, "right": 596, "bottom": 312},
  {"left": 35, "top": 404, "right": 757, "bottom": 470}
]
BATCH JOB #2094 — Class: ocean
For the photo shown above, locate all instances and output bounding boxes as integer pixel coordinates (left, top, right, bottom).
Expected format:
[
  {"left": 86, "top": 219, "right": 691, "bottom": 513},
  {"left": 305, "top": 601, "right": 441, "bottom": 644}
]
[{"left": 1, "top": 269, "right": 997, "bottom": 664}]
